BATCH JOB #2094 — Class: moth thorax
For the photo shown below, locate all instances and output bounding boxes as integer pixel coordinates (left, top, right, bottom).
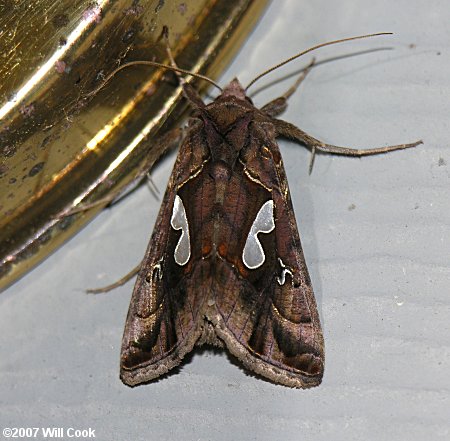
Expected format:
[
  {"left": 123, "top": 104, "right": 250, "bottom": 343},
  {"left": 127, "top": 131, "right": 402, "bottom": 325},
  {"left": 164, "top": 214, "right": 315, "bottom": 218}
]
[{"left": 210, "top": 160, "right": 232, "bottom": 181}]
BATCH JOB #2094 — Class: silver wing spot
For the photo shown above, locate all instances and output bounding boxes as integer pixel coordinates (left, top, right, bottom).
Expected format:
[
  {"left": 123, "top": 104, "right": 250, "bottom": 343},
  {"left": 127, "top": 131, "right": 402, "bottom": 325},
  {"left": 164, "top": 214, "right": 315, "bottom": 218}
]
[
  {"left": 242, "top": 200, "right": 275, "bottom": 269},
  {"left": 171, "top": 195, "right": 191, "bottom": 266},
  {"left": 153, "top": 259, "right": 164, "bottom": 280},
  {"left": 276, "top": 257, "right": 294, "bottom": 285}
]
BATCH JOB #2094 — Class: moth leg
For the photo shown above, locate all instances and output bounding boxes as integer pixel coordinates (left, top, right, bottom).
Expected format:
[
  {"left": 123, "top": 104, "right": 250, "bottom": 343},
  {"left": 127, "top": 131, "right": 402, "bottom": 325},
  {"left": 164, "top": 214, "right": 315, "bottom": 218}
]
[
  {"left": 274, "top": 118, "right": 423, "bottom": 172},
  {"left": 59, "top": 127, "right": 183, "bottom": 217},
  {"left": 71, "top": 174, "right": 161, "bottom": 214},
  {"left": 261, "top": 58, "right": 316, "bottom": 117},
  {"left": 146, "top": 174, "right": 161, "bottom": 200},
  {"left": 86, "top": 263, "right": 141, "bottom": 294}
]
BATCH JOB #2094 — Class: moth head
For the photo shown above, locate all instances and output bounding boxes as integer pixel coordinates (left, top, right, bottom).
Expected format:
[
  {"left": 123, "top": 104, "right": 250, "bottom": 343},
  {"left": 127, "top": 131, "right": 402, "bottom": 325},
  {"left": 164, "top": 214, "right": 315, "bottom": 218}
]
[{"left": 221, "top": 78, "right": 248, "bottom": 102}]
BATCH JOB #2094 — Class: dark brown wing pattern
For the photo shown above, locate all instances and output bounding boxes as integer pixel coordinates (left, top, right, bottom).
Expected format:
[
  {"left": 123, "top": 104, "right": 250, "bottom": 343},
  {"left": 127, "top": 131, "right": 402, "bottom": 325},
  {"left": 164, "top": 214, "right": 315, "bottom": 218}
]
[
  {"left": 120, "top": 82, "right": 324, "bottom": 388},
  {"left": 211, "top": 121, "right": 324, "bottom": 388}
]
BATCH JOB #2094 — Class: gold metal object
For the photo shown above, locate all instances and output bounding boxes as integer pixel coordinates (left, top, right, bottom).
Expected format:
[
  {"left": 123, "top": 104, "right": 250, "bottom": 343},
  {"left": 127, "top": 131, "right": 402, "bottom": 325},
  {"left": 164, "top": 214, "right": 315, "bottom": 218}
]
[{"left": 0, "top": 0, "right": 270, "bottom": 291}]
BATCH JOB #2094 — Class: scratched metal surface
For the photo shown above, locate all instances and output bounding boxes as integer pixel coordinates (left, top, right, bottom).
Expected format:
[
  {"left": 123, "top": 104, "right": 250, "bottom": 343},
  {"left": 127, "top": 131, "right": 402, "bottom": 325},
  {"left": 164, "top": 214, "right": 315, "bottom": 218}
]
[{"left": 1, "top": 1, "right": 448, "bottom": 440}]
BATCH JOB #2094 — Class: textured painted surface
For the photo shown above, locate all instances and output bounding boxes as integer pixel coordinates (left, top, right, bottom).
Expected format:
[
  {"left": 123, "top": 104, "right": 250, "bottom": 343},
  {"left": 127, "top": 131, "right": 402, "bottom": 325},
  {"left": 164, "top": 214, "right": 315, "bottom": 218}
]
[{"left": 1, "top": 1, "right": 448, "bottom": 440}]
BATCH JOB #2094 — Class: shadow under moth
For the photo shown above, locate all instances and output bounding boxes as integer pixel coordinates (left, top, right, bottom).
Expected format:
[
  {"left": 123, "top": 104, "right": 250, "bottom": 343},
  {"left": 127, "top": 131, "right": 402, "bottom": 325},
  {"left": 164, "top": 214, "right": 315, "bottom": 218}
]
[{"left": 93, "top": 33, "right": 421, "bottom": 388}]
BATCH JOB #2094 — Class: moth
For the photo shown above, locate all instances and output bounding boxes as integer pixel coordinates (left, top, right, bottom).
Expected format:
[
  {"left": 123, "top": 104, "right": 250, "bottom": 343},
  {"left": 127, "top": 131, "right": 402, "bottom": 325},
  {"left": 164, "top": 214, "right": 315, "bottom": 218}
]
[{"left": 92, "top": 33, "right": 421, "bottom": 388}]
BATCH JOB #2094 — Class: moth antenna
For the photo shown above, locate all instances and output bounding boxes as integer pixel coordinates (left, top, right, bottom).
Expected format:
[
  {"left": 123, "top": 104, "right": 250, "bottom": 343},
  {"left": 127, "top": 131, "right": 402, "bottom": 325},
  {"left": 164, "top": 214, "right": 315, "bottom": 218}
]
[
  {"left": 245, "top": 32, "right": 393, "bottom": 91},
  {"left": 85, "top": 60, "right": 222, "bottom": 99}
]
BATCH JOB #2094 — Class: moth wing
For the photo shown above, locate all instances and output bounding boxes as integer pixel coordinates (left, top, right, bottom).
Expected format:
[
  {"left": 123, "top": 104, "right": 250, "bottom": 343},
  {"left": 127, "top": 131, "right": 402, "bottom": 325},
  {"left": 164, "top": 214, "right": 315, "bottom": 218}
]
[
  {"left": 214, "top": 139, "right": 324, "bottom": 388},
  {"left": 120, "top": 130, "right": 206, "bottom": 386}
]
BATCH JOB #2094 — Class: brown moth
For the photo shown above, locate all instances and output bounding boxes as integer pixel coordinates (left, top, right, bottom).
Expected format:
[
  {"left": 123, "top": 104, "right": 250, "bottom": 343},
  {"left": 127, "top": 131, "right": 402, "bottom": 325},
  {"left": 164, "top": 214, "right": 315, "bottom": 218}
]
[{"left": 98, "top": 34, "right": 421, "bottom": 388}]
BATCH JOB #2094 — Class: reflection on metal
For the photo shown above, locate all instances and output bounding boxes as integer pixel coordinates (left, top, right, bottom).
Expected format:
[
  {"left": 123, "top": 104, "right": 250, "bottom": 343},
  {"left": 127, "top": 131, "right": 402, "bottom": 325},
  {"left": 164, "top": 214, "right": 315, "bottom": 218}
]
[
  {"left": 0, "top": 0, "right": 270, "bottom": 290},
  {"left": 0, "top": 3, "right": 106, "bottom": 121}
]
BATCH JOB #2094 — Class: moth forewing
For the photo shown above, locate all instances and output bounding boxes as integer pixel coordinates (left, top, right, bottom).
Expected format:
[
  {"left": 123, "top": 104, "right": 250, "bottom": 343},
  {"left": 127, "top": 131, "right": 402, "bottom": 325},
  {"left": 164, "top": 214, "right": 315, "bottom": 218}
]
[
  {"left": 217, "top": 127, "right": 325, "bottom": 388},
  {"left": 120, "top": 136, "right": 205, "bottom": 386}
]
